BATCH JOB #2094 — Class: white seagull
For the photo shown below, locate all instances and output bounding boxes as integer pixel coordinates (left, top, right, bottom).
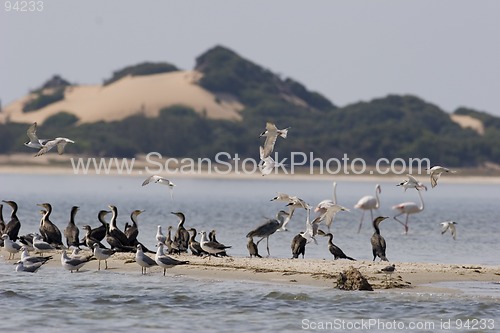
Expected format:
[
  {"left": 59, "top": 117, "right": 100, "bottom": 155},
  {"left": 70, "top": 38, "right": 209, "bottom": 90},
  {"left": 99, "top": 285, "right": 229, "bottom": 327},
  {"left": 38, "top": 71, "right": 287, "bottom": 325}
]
[
  {"left": 32, "top": 234, "right": 55, "bottom": 255},
  {"left": 440, "top": 221, "right": 457, "bottom": 240},
  {"left": 142, "top": 175, "right": 175, "bottom": 199},
  {"left": 60, "top": 249, "right": 90, "bottom": 273},
  {"left": 135, "top": 244, "right": 158, "bottom": 275},
  {"left": 2, "top": 234, "right": 22, "bottom": 259},
  {"left": 270, "top": 193, "right": 310, "bottom": 231},
  {"left": 397, "top": 174, "right": 427, "bottom": 192},
  {"left": 199, "top": 231, "right": 232, "bottom": 257},
  {"left": 259, "top": 122, "right": 290, "bottom": 159},
  {"left": 93, "top": 244, "right": 115, "bottom": 270},
  {"left": 154, "top": 243, "right": 189, "bottom": 275},
  {"left": 20, "top": 246, "right": 52, "bottom": 264},
  {"left": 156, "top": 225, "right": 167, "bottom": 244},
  {"left": 15, "top": 260, "right": 47, "bottom": 273},
  {"left": 427, "top": 166, "right": 457, "bottom": 188}
]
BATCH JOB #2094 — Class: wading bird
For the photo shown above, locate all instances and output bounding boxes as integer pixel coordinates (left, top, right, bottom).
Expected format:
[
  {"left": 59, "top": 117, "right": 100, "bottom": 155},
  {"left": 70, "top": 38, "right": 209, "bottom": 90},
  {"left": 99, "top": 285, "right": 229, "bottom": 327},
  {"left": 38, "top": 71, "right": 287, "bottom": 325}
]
[
  {"left": 246, "top": 210, "right": 289, "bottom": 256},
  {"left": 393, "top": 189, "right": 424, "bottom": 234},
  {"left": 354, "top": 184, "right": 381, "bottom": 233}
]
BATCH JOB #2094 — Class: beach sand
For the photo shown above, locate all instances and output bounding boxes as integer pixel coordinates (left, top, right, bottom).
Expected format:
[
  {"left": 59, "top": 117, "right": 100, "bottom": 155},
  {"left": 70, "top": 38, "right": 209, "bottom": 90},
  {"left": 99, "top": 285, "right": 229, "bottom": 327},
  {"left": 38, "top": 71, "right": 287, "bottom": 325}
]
[{"left": 4, "top": 250, "right": 499, "bottom": 293}]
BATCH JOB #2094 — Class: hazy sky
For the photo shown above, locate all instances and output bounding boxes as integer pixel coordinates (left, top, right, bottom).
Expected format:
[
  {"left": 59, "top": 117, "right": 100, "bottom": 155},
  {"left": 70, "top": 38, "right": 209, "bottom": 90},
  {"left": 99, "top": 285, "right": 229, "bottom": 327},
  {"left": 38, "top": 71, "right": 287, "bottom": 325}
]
[{"left": 1, "top": 0, "right": 499, "bottom": 115}]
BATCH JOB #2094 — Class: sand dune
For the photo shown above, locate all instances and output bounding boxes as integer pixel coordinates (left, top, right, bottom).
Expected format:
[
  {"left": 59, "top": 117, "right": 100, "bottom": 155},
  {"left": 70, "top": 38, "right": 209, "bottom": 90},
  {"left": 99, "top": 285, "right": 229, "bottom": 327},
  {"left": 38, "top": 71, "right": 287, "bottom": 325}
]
[
  {"left": 0, "top": 70, "right": 243, "bottom": 124},
  {"left": 450, "top": 114, "right": 484, "bottom": 135}
]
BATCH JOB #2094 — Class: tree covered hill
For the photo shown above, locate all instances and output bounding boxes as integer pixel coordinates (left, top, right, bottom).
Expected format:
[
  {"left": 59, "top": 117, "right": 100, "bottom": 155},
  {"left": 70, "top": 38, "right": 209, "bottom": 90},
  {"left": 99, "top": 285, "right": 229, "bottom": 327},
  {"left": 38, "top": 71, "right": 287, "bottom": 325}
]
[{"left": 1, "top": 45, "right": 499, "bottom": 167}]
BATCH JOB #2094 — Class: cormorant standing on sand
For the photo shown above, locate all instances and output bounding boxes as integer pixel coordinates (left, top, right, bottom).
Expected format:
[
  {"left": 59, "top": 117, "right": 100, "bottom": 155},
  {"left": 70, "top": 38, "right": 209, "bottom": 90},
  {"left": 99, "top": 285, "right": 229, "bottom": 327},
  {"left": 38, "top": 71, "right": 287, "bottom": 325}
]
[{"left": 371, "top": 216, "right": 389, "bottom": 261}]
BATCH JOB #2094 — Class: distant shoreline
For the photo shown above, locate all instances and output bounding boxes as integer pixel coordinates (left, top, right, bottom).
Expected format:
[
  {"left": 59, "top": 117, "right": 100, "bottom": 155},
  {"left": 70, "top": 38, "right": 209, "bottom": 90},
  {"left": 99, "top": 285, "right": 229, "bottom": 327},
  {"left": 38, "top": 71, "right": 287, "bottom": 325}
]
[{"left": 2, "top": 153, "right": 500, "bottom": 183}]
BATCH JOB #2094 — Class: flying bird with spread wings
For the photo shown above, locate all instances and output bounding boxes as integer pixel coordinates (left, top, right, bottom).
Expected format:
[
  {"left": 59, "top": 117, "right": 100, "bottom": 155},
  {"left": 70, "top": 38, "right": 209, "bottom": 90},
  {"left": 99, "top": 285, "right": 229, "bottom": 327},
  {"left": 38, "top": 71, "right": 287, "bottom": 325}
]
[
  {"left": 25, "top": 122, "right": 75, "bottom": 157},
  {"left": 259, "top": 122, "right": 290, "bottom": 159}
]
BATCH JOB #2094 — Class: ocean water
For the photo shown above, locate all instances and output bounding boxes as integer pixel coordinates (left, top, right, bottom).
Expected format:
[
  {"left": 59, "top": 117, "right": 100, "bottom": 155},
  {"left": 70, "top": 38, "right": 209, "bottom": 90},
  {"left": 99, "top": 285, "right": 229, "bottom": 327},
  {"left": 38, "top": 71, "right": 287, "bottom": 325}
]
[{"left": 1, "top": 173, "right": 499, "bottom": 332}]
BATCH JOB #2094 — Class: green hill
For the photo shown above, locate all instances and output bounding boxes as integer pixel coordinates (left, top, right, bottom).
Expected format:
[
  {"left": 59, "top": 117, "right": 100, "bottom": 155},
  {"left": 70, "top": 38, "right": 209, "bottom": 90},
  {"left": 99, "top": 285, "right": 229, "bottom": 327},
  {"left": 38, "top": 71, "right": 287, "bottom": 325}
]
[{"left": 1, "top": 45, "right": 500, "bottom": 167}]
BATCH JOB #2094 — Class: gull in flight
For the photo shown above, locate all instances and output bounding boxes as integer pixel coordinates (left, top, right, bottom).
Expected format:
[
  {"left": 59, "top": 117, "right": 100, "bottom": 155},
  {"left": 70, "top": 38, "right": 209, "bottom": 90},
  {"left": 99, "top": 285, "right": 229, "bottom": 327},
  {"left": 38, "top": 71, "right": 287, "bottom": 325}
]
[
  {"left": 24, "top": 122, "right": 49, "bottom": 148},
  {"left": 270, "top": 192, "right": 310, "bottom": 231},
  {"left": 397, "top": 174, "right": 427, "bottom": 192},
  {"left": 427, "top": 166, "right": 457, "bottom": 188},
  {"left": 259, "top": 146, "right": 286, "bottom": 176},
  {"left": 440, "top": 221, "right": 457, "bottom": 240},
  {"left": 259, "top": 122, "right": 290, "bottom": 159},
  {"left": 34, "top": 138, "right": 75, "bottom": 157},
  {"left": 142, "top": 175, "right": 175, "bottom": 199},
  {"left": 26, "top": 122, "right": 75, "bottom": 157},
  {"left": 316, "top": 204, "right": 350, "bottom": 231}
]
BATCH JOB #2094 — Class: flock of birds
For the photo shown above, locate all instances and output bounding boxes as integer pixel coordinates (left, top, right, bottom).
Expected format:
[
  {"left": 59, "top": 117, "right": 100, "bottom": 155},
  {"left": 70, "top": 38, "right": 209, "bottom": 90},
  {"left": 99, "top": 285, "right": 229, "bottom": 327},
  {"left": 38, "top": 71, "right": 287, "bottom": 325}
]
[
  {"left": 0, "top": 199, "right": 231, "bottom": 274},
  {"left": 1, "top": 121, "right": 459, "bottom": 277}
]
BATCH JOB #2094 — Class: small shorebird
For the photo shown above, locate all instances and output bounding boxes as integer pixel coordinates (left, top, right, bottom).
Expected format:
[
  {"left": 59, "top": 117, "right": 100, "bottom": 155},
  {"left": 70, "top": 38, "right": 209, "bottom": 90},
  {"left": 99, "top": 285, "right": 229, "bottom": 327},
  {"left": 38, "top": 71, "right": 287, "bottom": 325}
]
[
  {"left": 427, "top": 166, "right": 456, "bottom": 188},
  {"left": 440, "top": 221, "right": 457, "bottom": 240},
  {"left": 259, "top": 122, "right": 290, "bottom": 159},
  {"left": 381, "top": 264, "right": 396, "bottom": 283}
]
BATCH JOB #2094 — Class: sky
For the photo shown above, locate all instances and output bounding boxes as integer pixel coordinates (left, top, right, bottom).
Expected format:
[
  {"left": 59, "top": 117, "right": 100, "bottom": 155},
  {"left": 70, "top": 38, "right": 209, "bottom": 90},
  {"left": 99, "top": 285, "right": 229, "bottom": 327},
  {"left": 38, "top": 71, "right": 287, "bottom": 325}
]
[{"left": 1, "top": 0, "right": 499, "bottom": 115}]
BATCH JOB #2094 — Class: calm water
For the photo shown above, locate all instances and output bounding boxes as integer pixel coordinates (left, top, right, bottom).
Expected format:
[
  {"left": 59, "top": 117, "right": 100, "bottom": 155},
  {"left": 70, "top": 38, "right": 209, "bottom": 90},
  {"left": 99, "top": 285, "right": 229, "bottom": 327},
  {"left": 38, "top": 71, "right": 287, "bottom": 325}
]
[{"left": 1, "top": 174, "right": 499, "bottom": 332}]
